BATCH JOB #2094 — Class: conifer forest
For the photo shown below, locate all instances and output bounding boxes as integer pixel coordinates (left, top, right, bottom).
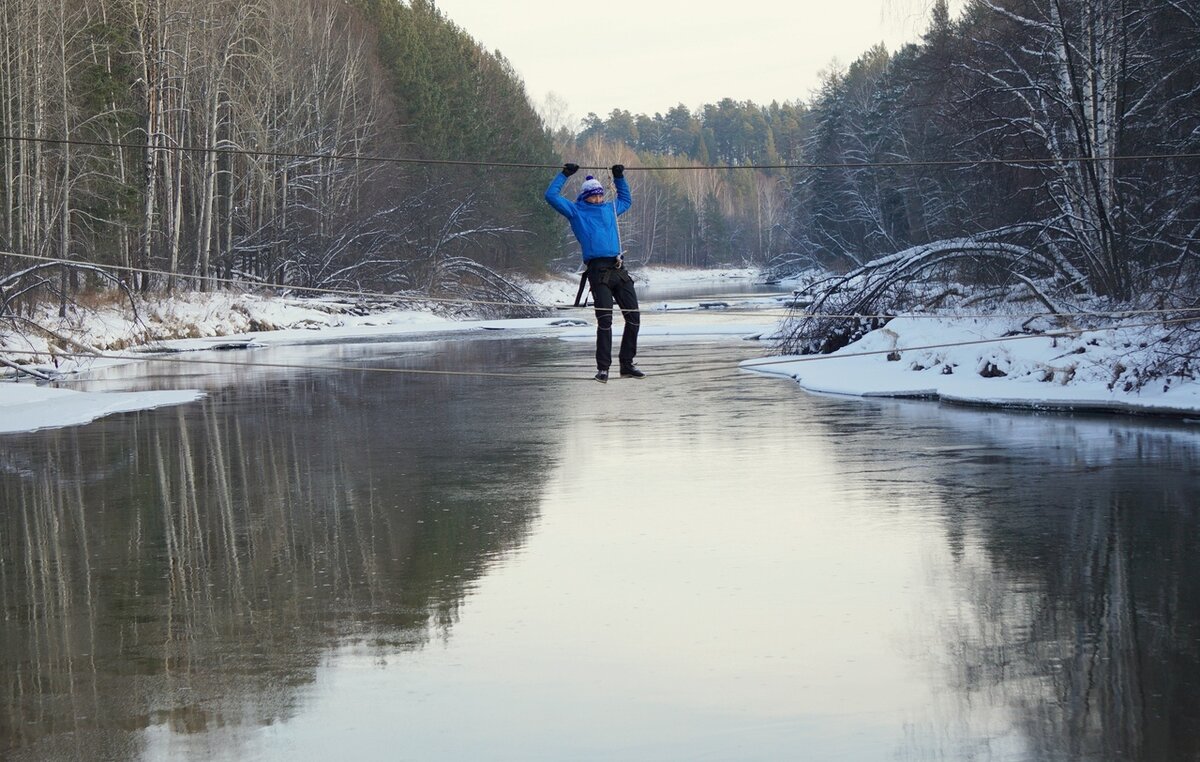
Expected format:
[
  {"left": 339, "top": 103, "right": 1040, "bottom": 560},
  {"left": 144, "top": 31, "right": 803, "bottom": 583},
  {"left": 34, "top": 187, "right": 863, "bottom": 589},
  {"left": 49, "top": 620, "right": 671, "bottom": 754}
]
[{"left": 1, "top": 0, "right": 1198, "bottom": 311}]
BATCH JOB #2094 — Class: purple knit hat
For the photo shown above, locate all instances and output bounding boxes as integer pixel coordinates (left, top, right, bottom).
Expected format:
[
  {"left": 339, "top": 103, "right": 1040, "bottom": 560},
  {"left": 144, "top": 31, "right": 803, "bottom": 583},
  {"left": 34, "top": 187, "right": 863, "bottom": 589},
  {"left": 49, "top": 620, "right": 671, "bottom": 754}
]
[{"left": 577, "top": 176, "right": 605, "bottom": 201}]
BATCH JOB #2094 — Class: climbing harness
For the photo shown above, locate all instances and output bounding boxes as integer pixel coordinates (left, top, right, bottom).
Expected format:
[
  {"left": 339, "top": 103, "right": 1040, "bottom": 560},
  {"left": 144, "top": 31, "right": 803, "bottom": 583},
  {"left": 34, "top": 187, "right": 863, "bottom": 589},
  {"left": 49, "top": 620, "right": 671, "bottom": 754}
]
[
  {"left": 573, "top": 269, "right": 589, "bottom": 307},
  {"left": 572, "top": 170, "right": 626, "bottom": 308}
]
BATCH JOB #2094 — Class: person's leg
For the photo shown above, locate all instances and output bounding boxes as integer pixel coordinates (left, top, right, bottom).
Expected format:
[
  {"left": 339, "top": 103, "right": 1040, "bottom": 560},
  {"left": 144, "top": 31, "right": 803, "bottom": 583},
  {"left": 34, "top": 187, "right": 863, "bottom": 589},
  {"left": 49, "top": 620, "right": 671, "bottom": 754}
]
[
  {"left": 613, "top": 277, "right": 640, "bottom": 369},
  {"left": 590, "top": 276, "right": 615, "bottom": 370}
]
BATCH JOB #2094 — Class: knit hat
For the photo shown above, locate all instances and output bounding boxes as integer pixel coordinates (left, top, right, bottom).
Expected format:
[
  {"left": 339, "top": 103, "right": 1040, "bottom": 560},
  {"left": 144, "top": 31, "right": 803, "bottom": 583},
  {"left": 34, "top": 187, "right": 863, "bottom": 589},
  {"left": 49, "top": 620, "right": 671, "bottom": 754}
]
[{"left": 577, "top": 176, "right": 605, "bottom": 201}]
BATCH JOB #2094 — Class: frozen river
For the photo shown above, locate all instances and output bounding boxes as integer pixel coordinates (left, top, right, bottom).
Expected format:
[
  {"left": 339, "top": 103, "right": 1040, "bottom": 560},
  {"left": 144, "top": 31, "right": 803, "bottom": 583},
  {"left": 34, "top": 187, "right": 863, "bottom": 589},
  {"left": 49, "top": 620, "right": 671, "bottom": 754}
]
[{"left": 3, "top": 307, "right": 1199, "bottom": 760}]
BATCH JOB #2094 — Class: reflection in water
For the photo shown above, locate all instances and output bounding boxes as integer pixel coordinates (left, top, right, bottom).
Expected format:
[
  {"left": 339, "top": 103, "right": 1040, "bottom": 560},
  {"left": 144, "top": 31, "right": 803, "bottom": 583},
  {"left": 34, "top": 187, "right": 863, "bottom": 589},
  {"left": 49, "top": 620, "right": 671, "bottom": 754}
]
[
  {"left": 1, "top": 341, "right": 564, "bottom": 759},
  {"left": 819, "top": 404, "right": 1200, "bottom": 760},
  {"left": 2, "top": 335, "right": 1200, "bottom": 760},
  {"left": 955, "top": 442, "right": 1200, "bottom": 761}
]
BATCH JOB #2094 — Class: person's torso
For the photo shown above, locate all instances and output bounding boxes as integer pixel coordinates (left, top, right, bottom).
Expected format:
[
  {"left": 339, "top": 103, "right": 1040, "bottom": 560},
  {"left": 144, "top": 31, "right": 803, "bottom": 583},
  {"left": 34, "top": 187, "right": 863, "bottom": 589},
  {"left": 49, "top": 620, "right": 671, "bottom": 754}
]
[{"left": 570, "top": 201, "right": 620, "bottom": 259}]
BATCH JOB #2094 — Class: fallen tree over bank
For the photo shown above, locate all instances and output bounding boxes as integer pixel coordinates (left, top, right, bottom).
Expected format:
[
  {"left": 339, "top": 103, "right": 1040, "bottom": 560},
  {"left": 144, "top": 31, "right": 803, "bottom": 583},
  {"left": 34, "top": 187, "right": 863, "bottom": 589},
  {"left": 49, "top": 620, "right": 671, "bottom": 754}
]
[{"left": 774, "top": 230, "right": 1200, "bottom": 392}]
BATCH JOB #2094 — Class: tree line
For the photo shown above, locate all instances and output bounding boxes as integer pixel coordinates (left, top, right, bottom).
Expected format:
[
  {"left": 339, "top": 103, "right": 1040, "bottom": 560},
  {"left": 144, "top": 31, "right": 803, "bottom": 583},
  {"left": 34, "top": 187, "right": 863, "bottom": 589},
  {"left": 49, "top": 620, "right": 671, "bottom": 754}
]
[
  {"left": 564, "top": 0, "right": 1200, "bottom": 313},
  {"left": 772, "top": 0, "right": 1200, "bottom": 365},
  {"left": 791, "top": 0, "right": 1200, "bottom": 300},
  {"left": 557, "top": 100, "right": 804, "bottom": 268},
  {"left": 0, "top": 0, "right": 556, "bottom": 314},
  {"left": 3, "top": 0, "right": 1198, "bottom": 317}
]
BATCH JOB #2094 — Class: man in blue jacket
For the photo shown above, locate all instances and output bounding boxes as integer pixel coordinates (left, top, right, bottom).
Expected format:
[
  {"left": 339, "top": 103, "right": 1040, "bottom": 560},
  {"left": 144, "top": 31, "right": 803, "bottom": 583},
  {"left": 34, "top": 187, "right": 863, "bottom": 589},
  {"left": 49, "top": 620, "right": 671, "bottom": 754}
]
[{"left": 545, "top": 162, "right": 644, "bottom": 383}]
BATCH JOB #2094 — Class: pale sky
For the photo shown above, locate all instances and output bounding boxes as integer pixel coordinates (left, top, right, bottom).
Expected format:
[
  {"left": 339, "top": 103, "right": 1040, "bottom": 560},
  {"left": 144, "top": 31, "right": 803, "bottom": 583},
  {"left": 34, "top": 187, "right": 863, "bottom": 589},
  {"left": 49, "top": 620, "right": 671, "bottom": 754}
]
[{"left": 430, "top": 0, "right": 961, "bottom": 128}]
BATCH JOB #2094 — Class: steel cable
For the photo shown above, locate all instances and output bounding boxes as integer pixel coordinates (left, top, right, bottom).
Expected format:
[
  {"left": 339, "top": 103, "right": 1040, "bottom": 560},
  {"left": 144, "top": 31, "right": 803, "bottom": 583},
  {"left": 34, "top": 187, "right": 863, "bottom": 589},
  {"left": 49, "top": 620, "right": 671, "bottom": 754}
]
[{"left": 4, "top": 133, "right": 1200, "bottom": 172}]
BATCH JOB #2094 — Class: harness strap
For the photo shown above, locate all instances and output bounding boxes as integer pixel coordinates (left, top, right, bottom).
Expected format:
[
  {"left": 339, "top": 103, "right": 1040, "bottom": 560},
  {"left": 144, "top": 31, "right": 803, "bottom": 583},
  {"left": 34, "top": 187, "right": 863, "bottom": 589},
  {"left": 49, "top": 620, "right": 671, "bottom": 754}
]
[
  {"left": 577, "top": 256, "right": 623, "bottom": 306},
  {"left": 574, "top": 270, "right": 589, "bottom": 307}
]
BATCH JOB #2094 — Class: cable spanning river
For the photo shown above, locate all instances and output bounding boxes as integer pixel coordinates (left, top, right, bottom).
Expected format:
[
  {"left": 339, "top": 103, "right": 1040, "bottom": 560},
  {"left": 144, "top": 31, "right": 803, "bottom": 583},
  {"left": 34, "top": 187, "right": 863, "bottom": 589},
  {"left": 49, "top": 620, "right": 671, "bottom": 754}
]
[{"left": 2, "top": 310, "right": 1199, "bottom": 760}]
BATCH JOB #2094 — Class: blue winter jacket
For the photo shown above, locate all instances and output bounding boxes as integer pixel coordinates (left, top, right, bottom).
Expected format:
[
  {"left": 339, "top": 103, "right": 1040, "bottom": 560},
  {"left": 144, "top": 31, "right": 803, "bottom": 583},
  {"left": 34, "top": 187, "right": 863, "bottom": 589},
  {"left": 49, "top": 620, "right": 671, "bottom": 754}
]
[{"left": 544, "top": 173, "right": 632, "bottom": 262}]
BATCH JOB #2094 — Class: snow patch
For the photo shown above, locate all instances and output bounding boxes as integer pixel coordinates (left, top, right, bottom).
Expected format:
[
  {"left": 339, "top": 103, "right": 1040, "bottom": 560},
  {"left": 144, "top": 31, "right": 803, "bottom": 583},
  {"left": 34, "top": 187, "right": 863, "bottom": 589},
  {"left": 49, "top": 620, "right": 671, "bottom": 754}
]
[
  {"left": 0, "top": 383, "right": 204, "bottom": 434},
  {"left": 744, "top": 316, "right": 1200, "bottom": 416}
]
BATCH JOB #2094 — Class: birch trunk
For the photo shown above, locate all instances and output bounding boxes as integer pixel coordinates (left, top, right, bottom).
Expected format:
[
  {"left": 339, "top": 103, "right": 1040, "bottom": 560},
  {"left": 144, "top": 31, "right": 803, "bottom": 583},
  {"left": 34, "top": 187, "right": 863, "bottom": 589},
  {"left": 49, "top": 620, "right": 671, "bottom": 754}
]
[
  {"left": 56, "top": 0, "right": 72, "bottom": 316},
  {"left": 0, "top": 0, "right": 16, "bottom": 252},
  {"left": 134, "top": 0, "right": 163, "bottom": 291},
  {"left": 196, "top": 93, "right": 221, "bottom": 292},
  {"left": 31, "top": 0, "right": 46, "bottom": 261}
]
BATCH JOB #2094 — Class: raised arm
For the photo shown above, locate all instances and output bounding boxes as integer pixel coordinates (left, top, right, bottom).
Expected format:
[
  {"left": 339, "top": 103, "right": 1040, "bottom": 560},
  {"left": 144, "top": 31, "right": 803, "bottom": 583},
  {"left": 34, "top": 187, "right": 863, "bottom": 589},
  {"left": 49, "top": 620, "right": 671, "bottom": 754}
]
[
  {"left": 612, "top": 164, "right": 632, "bottom": 216},
  {"left": 544, "top": 163, "right": 579, "bottom": 219}
]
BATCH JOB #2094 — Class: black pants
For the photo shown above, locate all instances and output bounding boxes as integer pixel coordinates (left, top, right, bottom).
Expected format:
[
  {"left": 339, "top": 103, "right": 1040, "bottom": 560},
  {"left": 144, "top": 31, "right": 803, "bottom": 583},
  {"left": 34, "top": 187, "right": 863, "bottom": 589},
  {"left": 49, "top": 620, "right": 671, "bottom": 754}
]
[{"left": 587, "top": 258, "right": 639, "bottom": 370}]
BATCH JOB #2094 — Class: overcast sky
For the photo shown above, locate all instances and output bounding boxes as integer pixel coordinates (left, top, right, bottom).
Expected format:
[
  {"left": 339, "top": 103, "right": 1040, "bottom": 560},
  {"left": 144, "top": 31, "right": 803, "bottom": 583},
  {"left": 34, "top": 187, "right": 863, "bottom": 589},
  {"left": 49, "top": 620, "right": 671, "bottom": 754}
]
[{"left": 430, "top": 0, "right": 962, "bottom": 128}]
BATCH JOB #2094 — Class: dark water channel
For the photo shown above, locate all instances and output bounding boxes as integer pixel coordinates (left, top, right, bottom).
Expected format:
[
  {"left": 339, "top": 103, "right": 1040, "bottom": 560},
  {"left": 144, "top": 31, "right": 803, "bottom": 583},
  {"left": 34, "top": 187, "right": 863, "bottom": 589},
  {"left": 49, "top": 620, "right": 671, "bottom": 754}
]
[{"left": 2, "top": 324, "right": 1200, "bottom": 760}]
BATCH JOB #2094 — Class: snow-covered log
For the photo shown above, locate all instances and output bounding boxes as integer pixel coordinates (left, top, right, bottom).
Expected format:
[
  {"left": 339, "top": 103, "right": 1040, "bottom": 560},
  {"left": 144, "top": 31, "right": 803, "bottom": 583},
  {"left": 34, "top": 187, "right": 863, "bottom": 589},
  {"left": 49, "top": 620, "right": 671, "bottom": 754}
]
[{"left": 777, "top": 231, "right": 1075, "bottom": 355}]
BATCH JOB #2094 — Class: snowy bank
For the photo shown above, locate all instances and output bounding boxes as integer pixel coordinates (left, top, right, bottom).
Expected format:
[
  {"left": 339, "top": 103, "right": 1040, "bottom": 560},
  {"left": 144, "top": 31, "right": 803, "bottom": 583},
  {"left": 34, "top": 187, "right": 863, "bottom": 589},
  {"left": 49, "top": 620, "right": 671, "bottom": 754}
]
[
  {"left": 1, "top": 267, "right": 770, "bottom": 434},
  {"left": 743, "top": 316, "right": 1200, "bottom": 417},
  {"left": 2, "top": 291, "right": 459, "bottom": 370},
  {"left": 0, "top": 292, "right": 468, "bottom": 434}
]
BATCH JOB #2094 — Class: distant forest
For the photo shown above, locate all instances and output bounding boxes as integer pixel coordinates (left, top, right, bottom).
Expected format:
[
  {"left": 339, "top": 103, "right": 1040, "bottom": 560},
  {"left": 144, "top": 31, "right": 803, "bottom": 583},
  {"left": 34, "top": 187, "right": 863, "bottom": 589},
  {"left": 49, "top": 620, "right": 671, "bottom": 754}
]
[
  {"left": 1, "top": 0, "right": 558, "bottom": 302},
  {"left": 566, "top": 0, "right": 1200, "bottom": 305},
  {"left": 2, "top": 0, "right": 1199, "bottom": 308}
]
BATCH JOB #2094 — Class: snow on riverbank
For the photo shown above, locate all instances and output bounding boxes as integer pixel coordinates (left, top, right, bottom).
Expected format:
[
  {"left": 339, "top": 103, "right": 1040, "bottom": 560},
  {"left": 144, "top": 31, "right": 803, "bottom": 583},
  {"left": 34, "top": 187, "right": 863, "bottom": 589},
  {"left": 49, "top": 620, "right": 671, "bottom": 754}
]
[
  {"left": 0, "top": 291, "right": 466, "bottom": 434},
  {"left": 743, "top": 316, "right": 1200, "bottom": 417},
  {"left": 6, "top": 265, "right": 1198, "bottom": 433},
  {"left": 1, "top": 267, "right": 766, "bottom": 434},
  {"left": 3, "top": 290, "right": 458, "bottom": 365}
]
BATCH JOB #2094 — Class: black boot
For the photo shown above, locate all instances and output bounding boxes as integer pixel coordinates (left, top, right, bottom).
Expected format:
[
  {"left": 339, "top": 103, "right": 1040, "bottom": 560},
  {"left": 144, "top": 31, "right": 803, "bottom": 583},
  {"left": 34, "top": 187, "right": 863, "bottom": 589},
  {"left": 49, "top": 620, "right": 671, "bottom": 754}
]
[
  {"left": 619, "top": 365, "right": 645, "bottom": 379},
  {"left": 594, "top": 369, "right": 609, "bottom": 383}
]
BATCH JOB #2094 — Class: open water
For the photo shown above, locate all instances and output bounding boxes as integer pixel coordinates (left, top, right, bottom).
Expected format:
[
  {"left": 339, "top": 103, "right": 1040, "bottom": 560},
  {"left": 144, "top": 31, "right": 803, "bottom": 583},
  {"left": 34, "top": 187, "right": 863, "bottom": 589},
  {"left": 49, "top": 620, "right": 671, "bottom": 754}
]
[{"left": 2, "top": 296, "right": 1199, "bottom": 760}]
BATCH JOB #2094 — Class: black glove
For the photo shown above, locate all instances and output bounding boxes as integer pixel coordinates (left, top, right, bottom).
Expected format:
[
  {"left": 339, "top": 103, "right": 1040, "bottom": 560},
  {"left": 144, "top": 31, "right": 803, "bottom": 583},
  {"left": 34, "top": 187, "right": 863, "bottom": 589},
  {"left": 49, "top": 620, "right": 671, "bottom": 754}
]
[
  {"left": 611, "top": 164, "right": 624, "bottom": 179},
  {"left": 562, "top": 163, "right": 579, "bottom": 176}
]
